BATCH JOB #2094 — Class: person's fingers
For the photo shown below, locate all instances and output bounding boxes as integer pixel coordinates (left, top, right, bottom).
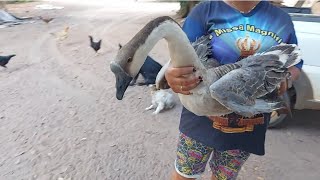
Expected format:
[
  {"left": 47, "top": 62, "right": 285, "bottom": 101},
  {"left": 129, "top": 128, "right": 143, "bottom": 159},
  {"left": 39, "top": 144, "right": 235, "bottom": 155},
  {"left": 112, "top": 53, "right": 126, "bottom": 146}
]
[
  {"left": 182, "top": 81, "right": 201, "bottom": 91},
  {"left": 171, "top": 87, "right": 192, "bottom": 95},
  {"left": 164, "top": 66, "right": 200, "bottom": 94},
  {"left": 171, "top": 85, "right": 183, "bottom": 93},
  {"left": 171, "top": 80, "right": 202, "bottom": 95},
  {"left": 179, "top": 91, "right": 193, "bottom": 95},
  {"left": 170, "top": 75, "right": 201, "bottom": 87},
  {"left": 166, "top": 66, "right": 195, "bottom": 77},
  {"left": 278, "top": 80, "right": 288, "bottom": 95}
]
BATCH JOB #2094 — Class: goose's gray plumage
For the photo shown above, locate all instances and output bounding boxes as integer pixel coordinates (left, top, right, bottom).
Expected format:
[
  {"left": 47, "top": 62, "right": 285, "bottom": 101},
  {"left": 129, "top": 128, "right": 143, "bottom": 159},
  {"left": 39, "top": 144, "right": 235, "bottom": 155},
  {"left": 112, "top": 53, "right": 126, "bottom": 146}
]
[
  {"left": 209, "top": 44, "right": 301, "bottom": 117},
  {"left": 110, "top": 16, "right": 301, "bottom": 117},
  {"left": 192, "top": 34, "right": 220, "bottom": 69}
]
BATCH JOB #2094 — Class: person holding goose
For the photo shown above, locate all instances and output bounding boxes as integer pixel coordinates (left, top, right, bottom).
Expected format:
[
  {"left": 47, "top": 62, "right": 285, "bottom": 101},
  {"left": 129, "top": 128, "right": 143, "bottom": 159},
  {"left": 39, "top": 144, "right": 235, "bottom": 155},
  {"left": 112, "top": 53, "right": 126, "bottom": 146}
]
[
  {"left": 165, "top": 1, "right": 303, "bottom": 180},
  {"left": 110, "top": 1, "right": 303, "bottom": 179}
]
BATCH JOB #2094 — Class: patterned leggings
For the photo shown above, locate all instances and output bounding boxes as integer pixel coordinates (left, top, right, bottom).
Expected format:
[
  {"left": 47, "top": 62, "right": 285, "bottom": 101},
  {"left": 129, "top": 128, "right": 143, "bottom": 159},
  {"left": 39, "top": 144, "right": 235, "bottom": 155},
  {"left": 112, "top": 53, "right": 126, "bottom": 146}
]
[{"left": 175, "top": 133, "right": 250, "bottom": 180}]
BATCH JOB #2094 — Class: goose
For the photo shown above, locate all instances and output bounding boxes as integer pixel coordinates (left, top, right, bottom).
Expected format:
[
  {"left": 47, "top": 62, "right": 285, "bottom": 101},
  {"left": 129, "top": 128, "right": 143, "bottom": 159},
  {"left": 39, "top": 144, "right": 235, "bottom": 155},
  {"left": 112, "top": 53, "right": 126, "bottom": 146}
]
[{"left": 110, "top": 16, "right": 301, "bottom": 118}]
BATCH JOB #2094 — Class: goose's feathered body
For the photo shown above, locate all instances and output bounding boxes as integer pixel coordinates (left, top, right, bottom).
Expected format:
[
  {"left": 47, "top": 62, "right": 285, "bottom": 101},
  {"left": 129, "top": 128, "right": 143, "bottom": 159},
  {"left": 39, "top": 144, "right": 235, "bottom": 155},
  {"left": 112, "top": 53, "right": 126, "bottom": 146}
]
[
  {"left": 110, "top": 16, "right": 301, "bottom": 117},
  {"left": 209, "top": 44, "right": 301, "bottom": 117},
  {"left": 176, "top": 34, "right": 232, "bottom": 116}
]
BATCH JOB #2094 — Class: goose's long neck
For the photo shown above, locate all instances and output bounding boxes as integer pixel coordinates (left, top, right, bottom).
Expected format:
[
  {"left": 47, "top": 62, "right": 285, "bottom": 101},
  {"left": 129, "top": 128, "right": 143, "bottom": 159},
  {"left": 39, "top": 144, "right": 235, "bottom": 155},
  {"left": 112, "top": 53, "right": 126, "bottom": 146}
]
[
  {"left": 151, "top": 21, "right": 198, "bottom": 67},
  {"left": 127, "top": 18, "right": 198, "bottom": 75}
]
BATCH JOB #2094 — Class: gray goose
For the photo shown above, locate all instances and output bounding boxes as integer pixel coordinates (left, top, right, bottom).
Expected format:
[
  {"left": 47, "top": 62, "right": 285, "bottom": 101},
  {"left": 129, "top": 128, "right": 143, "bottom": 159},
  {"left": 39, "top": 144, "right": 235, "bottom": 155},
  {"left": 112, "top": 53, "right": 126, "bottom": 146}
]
[{"left": 110, "top": 16, "right": 301, "bottom": 117}]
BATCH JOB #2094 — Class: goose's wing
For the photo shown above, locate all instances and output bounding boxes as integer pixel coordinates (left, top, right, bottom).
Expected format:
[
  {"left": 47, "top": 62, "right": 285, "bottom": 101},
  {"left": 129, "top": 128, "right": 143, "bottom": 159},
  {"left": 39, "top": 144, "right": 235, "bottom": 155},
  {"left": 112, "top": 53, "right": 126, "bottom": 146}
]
[
  {"left": 191, "top": 34, "right": 212, "bottom": 50},
  {"left": 207, "top": 43, "right": 300, "bottom": 81},
  {"left": 192, "top": 34, "right": 220, "bottom": 69},
  {"left": 195, "top": 44, "right": 220, "bottom": 69},
  {"left": 209, "top": 44, "right": 301, "bottom": 117},
  {"left": 210, "top": 66, "right": 266, "bottom": 107},
  {"left": 209, "top": 65, "right": 288, "bottom": 117},
  {"left": 209, "top": 54, "right": 289, "bottom": 104}
]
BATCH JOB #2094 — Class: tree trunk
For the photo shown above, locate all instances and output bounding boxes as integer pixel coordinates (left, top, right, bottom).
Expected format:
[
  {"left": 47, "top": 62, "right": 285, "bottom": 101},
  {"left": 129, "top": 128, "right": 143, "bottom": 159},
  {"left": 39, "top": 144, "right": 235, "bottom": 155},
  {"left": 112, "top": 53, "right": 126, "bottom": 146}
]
[
  {"left": 312, "top": 0, "right": 320, "bottom": 15},
  {"left": 177, "top": 1, "right": 199, "bottom": 18},
  {"left": 0, "top": 1, "right": 7, "bottom": 11},
  {"left": 270, "top": 0, "right": 284, "bottom": 7}
]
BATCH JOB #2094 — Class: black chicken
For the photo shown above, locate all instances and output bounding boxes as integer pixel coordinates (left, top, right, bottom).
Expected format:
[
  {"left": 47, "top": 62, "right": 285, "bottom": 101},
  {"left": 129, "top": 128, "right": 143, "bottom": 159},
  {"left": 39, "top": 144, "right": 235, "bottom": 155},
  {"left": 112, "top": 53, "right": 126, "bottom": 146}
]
[
  {"left": 89, "top": 35, "right": 102, "bottom": 53},
  {"left": 0, "top": 55, "right": 16, "bottom": 68}
]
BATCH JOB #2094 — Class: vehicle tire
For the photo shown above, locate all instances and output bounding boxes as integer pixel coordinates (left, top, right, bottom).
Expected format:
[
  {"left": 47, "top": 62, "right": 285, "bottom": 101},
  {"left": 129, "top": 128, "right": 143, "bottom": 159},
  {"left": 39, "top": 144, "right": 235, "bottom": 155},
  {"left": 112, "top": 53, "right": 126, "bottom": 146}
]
[{"left": 268, "top": 90, "right": 295, "bottom": 128}]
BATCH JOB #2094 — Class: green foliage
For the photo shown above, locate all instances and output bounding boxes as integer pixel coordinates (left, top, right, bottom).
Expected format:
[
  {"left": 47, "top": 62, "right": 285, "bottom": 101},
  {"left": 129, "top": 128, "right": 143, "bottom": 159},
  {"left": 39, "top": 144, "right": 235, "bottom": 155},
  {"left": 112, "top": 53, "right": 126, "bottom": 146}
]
[{"left": 177, "top": 1, "right": 200, "bottom": 18}]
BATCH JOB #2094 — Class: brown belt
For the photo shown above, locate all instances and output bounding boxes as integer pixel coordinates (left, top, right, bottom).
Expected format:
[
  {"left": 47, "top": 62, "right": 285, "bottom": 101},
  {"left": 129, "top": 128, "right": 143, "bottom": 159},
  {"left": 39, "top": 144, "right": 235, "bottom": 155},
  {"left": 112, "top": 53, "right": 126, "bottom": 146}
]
[{"left": 208, "top": 114, "right": 264, "bottom": 133}]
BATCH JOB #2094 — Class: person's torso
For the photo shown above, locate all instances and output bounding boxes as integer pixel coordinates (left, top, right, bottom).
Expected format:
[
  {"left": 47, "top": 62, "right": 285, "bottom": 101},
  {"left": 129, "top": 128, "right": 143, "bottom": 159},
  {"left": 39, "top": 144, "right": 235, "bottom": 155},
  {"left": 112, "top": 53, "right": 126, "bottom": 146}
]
[
  {"left": 179, "top": 1, "right": 295, "bottom": 155},
  {"left": 204, "top": 1, "right": 293, "bottom": 64}
]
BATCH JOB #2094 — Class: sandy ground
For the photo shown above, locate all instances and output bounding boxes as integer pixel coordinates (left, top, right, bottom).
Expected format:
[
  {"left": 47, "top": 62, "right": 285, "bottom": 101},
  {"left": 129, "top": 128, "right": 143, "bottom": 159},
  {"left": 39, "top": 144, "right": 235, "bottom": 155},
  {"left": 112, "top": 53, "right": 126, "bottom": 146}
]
[{"left": 0, "top": 1, "right": 320, "bottom": 180}]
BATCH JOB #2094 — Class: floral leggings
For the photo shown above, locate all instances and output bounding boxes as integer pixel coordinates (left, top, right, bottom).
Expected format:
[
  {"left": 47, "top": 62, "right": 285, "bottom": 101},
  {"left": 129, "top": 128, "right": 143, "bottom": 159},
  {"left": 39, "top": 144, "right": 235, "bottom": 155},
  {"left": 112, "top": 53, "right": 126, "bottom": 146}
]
[{"left": 175, "top": 133, "right": 250, "bottom": 180}]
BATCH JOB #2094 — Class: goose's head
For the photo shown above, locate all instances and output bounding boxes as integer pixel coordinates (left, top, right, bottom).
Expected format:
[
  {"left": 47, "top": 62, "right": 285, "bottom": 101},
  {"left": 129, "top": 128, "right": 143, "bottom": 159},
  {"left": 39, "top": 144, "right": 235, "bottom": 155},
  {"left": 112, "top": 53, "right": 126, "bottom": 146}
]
[
  {"left": 110, "top": 63, "right": 132, "bottom": 100},
  {"left": 110, "top": 44, "right": 137, "bottom": 100},
  {"left": 111, "top": 16, "right": 179, "bottom": 100},
  {"left": 111, "top": 38, "right": 151, "bottom": 100}
]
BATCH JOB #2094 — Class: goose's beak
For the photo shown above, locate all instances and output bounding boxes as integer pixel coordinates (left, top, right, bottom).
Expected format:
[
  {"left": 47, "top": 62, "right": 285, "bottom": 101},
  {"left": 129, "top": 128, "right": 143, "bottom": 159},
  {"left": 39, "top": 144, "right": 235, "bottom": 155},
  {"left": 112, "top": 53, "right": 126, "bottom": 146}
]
[{"left": 110, "top": 61, "right": 133, "bottom": 100}]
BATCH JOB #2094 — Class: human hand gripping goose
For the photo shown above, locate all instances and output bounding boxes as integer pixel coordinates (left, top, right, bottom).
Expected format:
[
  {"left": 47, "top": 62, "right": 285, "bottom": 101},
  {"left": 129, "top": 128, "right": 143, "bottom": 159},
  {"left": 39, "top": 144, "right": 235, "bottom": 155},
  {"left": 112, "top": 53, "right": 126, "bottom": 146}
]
[{"left": 110, "top": 16, "right": 302, "bottom": 118}]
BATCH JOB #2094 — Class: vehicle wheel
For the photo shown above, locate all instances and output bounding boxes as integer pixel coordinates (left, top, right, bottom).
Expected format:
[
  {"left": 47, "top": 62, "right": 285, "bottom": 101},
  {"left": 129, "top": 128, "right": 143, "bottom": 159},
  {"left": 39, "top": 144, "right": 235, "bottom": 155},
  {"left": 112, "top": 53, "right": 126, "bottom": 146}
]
[
  {"left": 268, "top": 90, "right": 294, "bottom": 128},
  {"left": 268, "top": 111, "right": 290, "bottom": 128}
]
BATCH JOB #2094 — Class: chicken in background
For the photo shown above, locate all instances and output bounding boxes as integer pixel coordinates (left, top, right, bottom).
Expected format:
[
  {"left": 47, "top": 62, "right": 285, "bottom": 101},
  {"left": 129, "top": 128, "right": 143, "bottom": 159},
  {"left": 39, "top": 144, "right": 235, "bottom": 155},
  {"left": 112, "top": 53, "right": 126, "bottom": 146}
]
[
  {"left": 89, "top": 35, "right": 102, "bottom": 53},
  {"left": 0, "top": 54, "right": 16, "bottom": 68},
  {"left": 145, "top": 84, "right": 175, "bottom": 114},
  {"left": 39, "top": 16, "right": 54, "bottom": 24},
  {"left": 51, "top": 26, "right": 69, "bottom": 41}
]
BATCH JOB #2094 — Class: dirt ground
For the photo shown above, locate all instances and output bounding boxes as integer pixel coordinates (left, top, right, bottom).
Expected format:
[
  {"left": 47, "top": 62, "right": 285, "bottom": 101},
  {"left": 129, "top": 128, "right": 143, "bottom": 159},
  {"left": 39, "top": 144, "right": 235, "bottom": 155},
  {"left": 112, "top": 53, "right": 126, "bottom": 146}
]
[{"left": 0, "top": 1, "right": 320, "bottom": 180}]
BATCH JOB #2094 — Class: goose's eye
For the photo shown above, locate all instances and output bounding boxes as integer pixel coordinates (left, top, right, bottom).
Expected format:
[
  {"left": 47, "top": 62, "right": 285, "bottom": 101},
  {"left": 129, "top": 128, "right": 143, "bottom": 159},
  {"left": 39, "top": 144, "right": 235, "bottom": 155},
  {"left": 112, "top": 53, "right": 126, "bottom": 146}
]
[{"left": 127, "top": 57, "right": 133, "bottom": 63}]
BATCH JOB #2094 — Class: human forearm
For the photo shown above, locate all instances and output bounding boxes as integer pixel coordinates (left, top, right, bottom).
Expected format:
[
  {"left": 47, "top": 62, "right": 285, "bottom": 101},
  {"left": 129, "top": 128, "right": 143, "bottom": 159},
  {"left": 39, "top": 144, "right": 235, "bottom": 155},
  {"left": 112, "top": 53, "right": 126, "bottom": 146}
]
[{"left": 288, "top": 66, "right": 301, "bottom": 81}]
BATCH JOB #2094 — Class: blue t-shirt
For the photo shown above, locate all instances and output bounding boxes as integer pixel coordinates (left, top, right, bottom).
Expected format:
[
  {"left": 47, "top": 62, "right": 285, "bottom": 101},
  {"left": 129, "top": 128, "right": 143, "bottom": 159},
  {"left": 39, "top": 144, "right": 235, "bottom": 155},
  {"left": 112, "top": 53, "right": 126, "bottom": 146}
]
[{"left": 180, "top": 1, "right": 303, "bottom": 156}]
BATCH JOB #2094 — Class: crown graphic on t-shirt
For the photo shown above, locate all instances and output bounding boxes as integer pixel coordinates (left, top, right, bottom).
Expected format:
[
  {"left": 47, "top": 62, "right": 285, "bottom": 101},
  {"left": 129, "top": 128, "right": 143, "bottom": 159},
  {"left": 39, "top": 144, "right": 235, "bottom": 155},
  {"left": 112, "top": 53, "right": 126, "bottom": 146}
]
[{"left": 236, "top": 35, "right": 261, "bottom": 57}]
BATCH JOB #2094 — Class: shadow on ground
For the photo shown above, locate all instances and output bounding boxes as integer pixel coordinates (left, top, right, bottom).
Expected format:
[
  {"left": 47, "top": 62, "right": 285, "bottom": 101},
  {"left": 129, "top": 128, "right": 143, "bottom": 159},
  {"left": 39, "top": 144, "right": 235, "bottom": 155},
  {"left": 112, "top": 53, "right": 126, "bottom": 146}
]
[{"left": 286, "top": 109, "right": 320, "bottom": 130}]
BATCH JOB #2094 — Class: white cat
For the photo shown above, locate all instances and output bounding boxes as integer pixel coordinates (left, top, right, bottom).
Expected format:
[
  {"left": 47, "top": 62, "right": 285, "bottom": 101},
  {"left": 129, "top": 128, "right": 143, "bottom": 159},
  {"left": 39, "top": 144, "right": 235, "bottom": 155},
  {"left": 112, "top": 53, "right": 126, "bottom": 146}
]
[{"left": 145, "top": 84, "right": 175, "bottom": 114}]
